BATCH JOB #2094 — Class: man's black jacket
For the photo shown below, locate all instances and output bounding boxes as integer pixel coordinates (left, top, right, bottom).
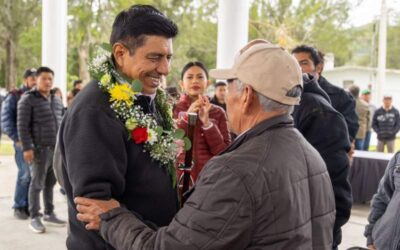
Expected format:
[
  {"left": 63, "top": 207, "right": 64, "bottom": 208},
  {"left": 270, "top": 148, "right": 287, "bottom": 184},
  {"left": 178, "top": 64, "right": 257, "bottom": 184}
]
[
  {"left": 318, "top": 76, "right": 359, "bottom": 142},
  {"left": 17, "top": 89, "right": 64, "bottom": 150},
  {"left": 59, "top": 81, "right": 179, "bottom": 250},
  {"left": 293, "top": 75, "right": 352, "bottom": 248}
]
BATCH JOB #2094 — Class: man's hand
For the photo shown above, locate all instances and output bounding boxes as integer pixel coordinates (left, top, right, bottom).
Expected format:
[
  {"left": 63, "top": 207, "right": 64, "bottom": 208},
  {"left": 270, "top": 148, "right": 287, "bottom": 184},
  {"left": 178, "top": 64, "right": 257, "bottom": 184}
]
[
  {"left": 198, "top": 96, "right": 212, "bottom": 127},
  {"left": 75, "top": 197, "right": 120, "bottom": 231},
  {"left": 23, "top": 149, "right": 34, "bottom": 164},
  {"left": 187, "top": 98, "right": 202, "bottom": 113},
  {"left": 367, "top": 244, "right": 376, "bottom": 250},
  {"left": 348, "top": 140, "right": 355, "bottom": 161}
]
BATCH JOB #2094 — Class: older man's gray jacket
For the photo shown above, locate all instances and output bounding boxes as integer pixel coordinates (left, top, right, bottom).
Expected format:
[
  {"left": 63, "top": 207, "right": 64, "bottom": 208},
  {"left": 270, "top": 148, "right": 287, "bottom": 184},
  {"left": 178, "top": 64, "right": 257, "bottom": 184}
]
[
  {"left": 98, "top": 114, "right": 335, "bottom": 250},
  {"left": 365, "top": 152, "right": 400, "bottom": 249}
]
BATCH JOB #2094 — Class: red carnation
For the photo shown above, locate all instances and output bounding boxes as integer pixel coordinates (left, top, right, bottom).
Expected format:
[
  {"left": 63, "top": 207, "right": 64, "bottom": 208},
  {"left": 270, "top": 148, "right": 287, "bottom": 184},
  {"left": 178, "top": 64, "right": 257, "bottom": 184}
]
[{"left": 131, "top": 127, "right": 148, "bottom": 144}]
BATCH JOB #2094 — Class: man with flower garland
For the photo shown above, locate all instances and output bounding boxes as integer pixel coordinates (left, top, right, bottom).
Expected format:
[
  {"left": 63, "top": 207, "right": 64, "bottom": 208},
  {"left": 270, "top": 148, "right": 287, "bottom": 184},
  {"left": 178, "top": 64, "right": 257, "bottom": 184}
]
[{"left": 58, "top": 5, "right": 179, "bottom": 250}]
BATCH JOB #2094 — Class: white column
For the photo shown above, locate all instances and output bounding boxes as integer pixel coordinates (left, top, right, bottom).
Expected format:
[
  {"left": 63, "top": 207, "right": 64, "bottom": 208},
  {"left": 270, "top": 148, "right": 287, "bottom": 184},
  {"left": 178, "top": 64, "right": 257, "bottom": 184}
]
[
  {"left": 376, "top": 0, "right": 387, "bottom": 103},
  {"left": 42, "top": 0, "right": 68, "bottom": 104},
  {"left": 216, "top": 0, "right": 249, "bottom": 69}
]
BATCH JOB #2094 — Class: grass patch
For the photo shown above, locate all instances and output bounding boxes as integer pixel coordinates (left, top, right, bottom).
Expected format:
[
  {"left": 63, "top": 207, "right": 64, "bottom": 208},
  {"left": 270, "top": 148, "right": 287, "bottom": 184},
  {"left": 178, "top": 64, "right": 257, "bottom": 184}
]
[
  {"left": 368, "top": 137, "right": 400, "bottom": 153},
  {"left": 0, "top": 137, "right": 14, "bottom": 156},
  {"left": 0, "top": 142, "right": 14, "bottom": 156}
]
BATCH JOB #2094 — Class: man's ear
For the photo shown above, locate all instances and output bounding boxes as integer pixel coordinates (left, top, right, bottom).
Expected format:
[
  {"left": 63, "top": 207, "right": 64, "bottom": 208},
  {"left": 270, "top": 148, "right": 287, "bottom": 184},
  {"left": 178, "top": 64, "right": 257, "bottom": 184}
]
[
  {"left": 316, "top": 63, "right": 323, "bottom": 75},
  {"left": 112, "top": 43, "right": 128, "bottom": 68},
  {"left": 241, "top": 85, "right": 255, "bottom": 114}
]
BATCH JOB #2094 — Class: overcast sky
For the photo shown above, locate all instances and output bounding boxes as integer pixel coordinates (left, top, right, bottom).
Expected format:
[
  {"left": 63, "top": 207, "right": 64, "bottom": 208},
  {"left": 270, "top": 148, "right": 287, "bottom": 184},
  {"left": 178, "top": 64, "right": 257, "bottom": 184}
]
[{"left": 348, "top": 0, "right": 399, "bottom": 27}]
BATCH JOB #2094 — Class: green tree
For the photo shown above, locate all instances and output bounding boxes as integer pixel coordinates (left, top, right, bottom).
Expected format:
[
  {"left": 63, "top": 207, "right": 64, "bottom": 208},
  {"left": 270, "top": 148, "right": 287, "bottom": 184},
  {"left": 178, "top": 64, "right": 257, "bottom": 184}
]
[
  {"left": 68, "top": 0, "right": 113, "bottom": 85},
  {"left": 249, "top": 0, "right": 352, "bottom": 66},
  {"left": 0, "top": 0, "right": 41, "bottom": 90},
  {"left": 387, "top": 13, "right": 400, "bottom": 69}
]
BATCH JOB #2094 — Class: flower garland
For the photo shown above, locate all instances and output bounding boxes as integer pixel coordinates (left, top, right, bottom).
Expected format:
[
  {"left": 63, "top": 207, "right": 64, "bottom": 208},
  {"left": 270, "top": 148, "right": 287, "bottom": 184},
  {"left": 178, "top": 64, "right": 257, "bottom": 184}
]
[{"left": 89, "top": 45, "right": 190, "bottom": 187}]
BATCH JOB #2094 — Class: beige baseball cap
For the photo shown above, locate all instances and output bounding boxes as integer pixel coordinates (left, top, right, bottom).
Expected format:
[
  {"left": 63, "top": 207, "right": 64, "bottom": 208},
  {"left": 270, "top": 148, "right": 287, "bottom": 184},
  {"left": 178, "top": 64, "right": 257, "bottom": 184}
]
[{"left": 210, "top": 39, "right": 303, "bottom": 105}]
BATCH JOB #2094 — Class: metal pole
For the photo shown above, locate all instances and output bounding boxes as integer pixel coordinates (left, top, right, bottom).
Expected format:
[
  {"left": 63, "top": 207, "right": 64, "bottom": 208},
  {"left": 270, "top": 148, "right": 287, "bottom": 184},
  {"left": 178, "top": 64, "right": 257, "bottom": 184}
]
[{"left": 376, "top": 0, "right": 387, "bottom": 104}]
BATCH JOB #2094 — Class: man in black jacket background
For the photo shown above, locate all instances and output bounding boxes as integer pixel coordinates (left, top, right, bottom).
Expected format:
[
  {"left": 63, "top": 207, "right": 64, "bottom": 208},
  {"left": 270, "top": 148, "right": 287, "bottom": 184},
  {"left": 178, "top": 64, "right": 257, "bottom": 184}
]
[
  {"left": 292, "top": 74, "right": 353, "bottom": 250},
  {"left": 292, "top": 45, "right": 359, "bottom": 144},
  {"left": 17, "top": 66, "right": 65, "bottom": 233}
]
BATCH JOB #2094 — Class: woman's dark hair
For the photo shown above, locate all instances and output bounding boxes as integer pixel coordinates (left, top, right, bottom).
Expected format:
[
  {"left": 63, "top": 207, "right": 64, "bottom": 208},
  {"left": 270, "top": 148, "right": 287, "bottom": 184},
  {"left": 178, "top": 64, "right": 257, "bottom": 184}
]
[
  {"left": 180, "top": 61, "right": 209, "bottom": 80},
  {"left": 110, "top": 5, "right": 178, "bottom": 54},
  {"left": 291, "top": 45, "right": 322, "bottom": 66}
]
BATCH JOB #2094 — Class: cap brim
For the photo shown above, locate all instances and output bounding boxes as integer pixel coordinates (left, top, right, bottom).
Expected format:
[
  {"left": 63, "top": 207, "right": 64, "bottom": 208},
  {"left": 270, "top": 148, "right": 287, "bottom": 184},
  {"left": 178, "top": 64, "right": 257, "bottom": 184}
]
[{"left": 209, "top": 68, "right": 237, "bottom": 80}]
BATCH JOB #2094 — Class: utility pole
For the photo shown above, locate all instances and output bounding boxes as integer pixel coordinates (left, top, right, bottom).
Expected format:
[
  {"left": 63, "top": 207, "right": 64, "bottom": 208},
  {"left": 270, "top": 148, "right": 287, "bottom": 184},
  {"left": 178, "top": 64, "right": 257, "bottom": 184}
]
[{"left": 376, "top": 0, "right": 387, "bottom": 103}]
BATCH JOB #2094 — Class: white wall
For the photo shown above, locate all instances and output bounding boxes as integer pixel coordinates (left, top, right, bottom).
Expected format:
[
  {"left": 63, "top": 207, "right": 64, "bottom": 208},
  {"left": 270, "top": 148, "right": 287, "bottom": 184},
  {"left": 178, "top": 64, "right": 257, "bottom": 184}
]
[{"left": 323, "top": 68, "right": 400, "bottom": 109}]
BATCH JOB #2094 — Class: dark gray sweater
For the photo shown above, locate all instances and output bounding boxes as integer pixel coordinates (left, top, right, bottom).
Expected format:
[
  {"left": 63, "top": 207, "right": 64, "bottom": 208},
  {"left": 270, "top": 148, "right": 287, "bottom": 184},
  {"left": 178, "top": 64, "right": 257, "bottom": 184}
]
[
  {"left": 372, "top": 107, "right": 400, "bottom": 140},
  {"left": 59, "top": 81, "right": 178, "bottom": 250}
]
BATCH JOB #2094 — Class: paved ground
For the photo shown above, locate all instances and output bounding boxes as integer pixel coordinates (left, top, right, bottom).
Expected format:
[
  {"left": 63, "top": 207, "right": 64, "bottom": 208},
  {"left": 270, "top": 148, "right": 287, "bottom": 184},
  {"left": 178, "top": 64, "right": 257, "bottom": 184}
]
[{"left": 0, "top": 154, "right": 370, "bottom": 250}]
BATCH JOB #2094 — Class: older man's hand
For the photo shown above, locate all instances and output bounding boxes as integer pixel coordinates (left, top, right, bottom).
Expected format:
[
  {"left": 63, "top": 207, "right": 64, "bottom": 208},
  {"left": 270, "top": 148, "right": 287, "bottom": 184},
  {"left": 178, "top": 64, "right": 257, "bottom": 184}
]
[{"left": 74, "top": 197, "right": 120, "bottom": 231}]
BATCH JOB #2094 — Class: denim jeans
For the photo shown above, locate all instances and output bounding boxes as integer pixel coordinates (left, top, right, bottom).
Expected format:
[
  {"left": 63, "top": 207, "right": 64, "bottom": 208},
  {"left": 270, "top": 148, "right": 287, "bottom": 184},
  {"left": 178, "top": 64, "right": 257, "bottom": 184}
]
[
  {"left": 13, "top": 143, "right": 31, "bottom": 209},
  {"left": 29, "top": 146, "right": 57, "bottom": 218},
  {"left": 355, "top": 139, "right": 364, "bottom": 150},
  {"left": 363, "top": 131, "right": 372, "bottom": 151}
]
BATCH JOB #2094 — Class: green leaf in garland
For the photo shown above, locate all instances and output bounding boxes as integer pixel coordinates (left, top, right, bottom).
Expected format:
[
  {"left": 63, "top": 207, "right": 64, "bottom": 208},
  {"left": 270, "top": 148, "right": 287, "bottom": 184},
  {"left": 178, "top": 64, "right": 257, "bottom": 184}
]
[
  {"left": 132, "top": 80, "right": 143, "bottom": 92},
  {"left": 155, "top": 126, "right": 163, "bottom": 137},
  {"left": 170, "top": 165, "right": 177, "bottom": 188},
  {"left": 100, "top": 43, "right": 112, "bottom": 52},
  {"left": 172, "top": 129, "right": 185, "bottom": 139},
  {"left": 183, "top": 137, "right": 192, "bottom": 151}
]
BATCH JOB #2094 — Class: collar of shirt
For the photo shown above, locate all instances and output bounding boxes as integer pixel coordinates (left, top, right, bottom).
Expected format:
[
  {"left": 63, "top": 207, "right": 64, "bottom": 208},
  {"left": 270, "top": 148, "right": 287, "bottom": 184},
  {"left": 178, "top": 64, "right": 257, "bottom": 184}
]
[{"left": 138, "top": 92, "right": 156, "bottom": 103}]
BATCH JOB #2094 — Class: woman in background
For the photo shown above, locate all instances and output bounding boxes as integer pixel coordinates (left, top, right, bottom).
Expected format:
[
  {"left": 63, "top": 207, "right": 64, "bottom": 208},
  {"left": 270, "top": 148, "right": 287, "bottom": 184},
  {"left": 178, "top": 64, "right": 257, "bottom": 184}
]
[{"left": 174, "top": 61, "right": 231, "bottom": 185}]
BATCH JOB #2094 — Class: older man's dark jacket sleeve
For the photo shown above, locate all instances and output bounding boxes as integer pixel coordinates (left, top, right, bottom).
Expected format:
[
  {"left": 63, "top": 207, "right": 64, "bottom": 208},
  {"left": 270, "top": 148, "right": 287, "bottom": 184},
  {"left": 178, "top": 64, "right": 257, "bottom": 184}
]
[
  {"left": 61, "top": 105, "right": 128, "bottom": 199},
  {"left": 98, "top": 161, "right": 253, "bottom": 250}
]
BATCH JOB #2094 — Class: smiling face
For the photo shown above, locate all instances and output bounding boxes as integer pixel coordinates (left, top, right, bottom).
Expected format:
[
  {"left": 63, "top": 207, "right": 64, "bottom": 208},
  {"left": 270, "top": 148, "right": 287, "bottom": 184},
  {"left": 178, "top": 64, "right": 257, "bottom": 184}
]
[
  {"left": 179, "top": 65, "right": 209, "bottom": 98},
  {"left": 113, "top": 35, "right": 173, "bottom": 95}
]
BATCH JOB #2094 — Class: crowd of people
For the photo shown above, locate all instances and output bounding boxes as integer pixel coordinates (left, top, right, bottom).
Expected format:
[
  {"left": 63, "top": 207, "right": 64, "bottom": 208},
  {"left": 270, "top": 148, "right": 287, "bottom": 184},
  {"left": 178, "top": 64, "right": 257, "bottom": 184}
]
[{"left": 1, "top": 4, "right": 400, "bottom": 250}]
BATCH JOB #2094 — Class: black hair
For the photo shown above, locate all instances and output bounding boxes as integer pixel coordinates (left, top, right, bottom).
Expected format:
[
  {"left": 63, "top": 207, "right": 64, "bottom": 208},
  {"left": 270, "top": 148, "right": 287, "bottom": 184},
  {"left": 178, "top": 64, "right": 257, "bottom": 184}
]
[
  {"left": 110, "top": 5, "right": 178, "bottom": 54},
  {"left": 71, "top": 88, "right": 80, "bottom": 97},
  {"left": 291, "top": 45, "right": 322, "bottom": 66},
  {"left": 36, "top": 66, "right": 54, "bottom": 77},
  {"left": 348, "top": 85, "right": 360, "bottom": 98},
  {"left": 214, "top": 81, "right": 227, "bottom": 88},
  {"left": 23, "top": 68, "right": 37, "bottom": 79},
  {"left": 180, "top": 61, "right": 209, "bottom": 80},
  {"left": 73, "top": 80, "right": 82, "bottom": 88}
]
